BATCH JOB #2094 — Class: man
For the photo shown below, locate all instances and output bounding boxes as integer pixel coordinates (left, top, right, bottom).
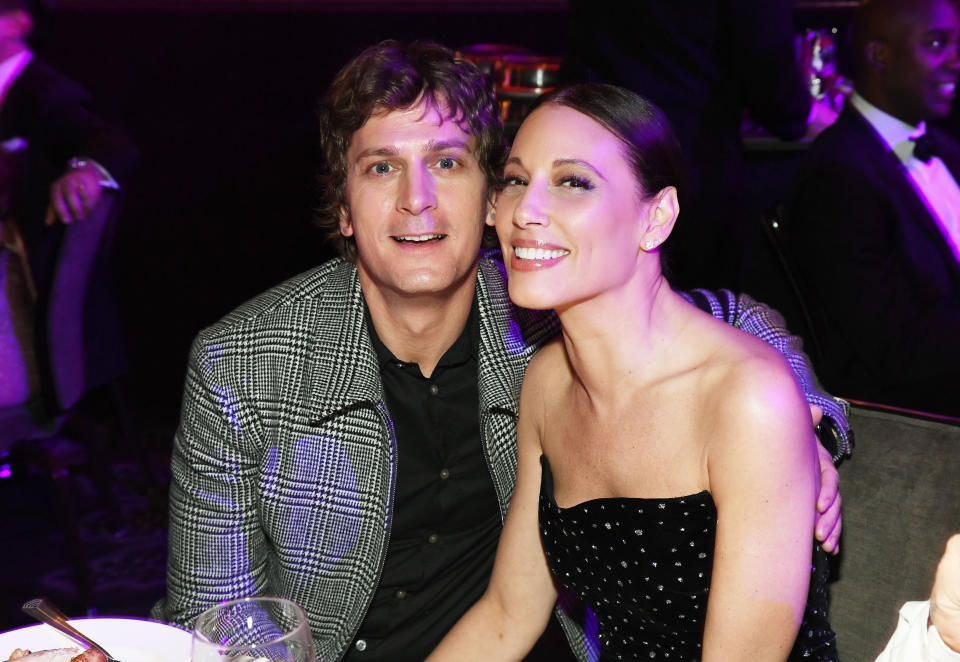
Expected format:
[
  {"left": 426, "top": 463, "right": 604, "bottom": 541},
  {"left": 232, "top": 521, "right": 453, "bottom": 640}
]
[
  {"left": 786, "top": 0, "right": 960, "bottom": 417},
  {"left": 0, "top": 0, "right": 138, "bottom": 411},
  {"left": 877, "top": 533, "right": 960, "bottom": 661},
  {"left": 152, "top": 41, "right": 849, "bottom": 661}
]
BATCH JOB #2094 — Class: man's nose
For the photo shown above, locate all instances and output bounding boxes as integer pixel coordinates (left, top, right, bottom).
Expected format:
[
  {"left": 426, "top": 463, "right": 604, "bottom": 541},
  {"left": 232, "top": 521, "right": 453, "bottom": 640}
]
[{"left": 398, "top": 165, "right": 437, "bottom": 216}]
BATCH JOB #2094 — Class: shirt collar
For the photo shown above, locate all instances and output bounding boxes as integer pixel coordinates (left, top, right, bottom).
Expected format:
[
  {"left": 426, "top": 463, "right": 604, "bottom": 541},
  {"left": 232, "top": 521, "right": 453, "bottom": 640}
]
[
  {"left": 850, "top": 91, "right": 927, "bottom": 161},
  {"left": 364, "top": 296, "right": 479, "bottom": 372}
]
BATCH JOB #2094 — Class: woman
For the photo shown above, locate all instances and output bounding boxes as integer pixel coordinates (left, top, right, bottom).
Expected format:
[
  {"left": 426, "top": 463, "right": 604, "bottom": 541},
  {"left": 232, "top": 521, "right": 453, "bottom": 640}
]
[{"left": 427, "top": 84, "right": 837, "bottom": 661}]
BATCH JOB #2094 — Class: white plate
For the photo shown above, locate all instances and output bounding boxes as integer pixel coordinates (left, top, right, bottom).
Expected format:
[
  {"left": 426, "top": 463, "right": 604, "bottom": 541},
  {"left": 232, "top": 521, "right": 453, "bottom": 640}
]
[{"left": 0, "top": 618, "right": 191, "bottom": 662}]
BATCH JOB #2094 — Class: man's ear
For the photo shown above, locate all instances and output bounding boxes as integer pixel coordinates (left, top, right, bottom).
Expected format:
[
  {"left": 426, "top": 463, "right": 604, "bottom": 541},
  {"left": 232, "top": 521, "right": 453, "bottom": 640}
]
[
  {"left": 639, "top": 186, "right": 679, "bottom": 253},
  {"left": 485, "top": 193, "right": 498, "bottom": 228},
  {"left": 866, "top": 40, "right": 888, "bottom": 70},
  {"left": 338, "top": 205, "right": 354, "bottom": 237}
]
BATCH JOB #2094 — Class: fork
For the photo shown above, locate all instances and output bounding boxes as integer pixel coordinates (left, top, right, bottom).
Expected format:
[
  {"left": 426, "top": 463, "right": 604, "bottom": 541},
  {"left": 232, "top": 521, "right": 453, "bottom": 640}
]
[{"left": 21, "top": 597, "right": 121, "bottom": 662}]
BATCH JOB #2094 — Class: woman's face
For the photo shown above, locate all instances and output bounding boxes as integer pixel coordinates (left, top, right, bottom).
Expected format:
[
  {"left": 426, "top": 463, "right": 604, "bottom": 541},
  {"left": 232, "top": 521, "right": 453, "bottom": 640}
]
[{"left": 495, "top": 104, "right": 652, "bottom": 311}]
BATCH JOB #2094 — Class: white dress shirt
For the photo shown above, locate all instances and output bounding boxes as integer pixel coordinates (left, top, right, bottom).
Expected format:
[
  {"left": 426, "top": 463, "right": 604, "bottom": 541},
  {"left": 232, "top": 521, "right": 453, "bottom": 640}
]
[
  {"left": 850, "top": 92, "right": 960, "bottom": 264},
  {"left": 876, "top": 601, "right": 960, "bottom": 662}
]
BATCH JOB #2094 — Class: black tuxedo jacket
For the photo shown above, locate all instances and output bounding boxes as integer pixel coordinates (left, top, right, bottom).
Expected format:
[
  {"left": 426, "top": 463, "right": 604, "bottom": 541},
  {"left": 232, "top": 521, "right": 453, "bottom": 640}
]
[
  {"left": 0, "top": 57, "right": 138, "bottom": 411},
  {"left": 786, "top": 105, "right": 960, "bottom": 416}
]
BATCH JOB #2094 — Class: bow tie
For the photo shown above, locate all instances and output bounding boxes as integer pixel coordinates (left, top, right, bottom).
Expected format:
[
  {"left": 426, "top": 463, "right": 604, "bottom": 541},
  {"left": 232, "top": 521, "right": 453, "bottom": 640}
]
[{"left": 911, "top": 132, "right": 939, "bottom": 162}]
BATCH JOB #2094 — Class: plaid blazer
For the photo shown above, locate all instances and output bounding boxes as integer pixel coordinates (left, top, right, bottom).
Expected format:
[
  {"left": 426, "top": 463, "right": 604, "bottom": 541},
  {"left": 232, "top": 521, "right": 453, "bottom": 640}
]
[{"left": 152, "top": 253, "right": 850, "bottom": 662}]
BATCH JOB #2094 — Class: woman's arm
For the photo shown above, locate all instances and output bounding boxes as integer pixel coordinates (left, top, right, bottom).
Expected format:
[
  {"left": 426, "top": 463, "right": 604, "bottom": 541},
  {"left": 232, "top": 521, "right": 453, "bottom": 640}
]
[
  {"left": 682, "top": 288, "right": 847, "bottom": 553},
  {"left": 701, "top": 355, "right": 820, "bottom": 662},
  {"left": 427, "top": 363, "right": 559, "bottom": 661}
]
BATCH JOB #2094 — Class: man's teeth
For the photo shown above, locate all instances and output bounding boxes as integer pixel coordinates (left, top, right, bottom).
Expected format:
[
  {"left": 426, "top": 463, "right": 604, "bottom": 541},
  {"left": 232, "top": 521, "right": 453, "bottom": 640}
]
[
  {"left": 514, "top": 246, "right": 570, "bottom": 260},
  {"left": 395, "top": 234, "right": 442, "bottom": 243}
]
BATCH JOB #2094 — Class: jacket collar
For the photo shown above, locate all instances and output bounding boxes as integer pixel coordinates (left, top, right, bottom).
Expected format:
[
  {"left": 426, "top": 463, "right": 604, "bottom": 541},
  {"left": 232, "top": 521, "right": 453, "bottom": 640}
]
[
  {"left": 300, "top": 259, "right": 382, "bottom": 423},
  {"left": 300, "top": 254, "right": 554, "bottom": 423}
]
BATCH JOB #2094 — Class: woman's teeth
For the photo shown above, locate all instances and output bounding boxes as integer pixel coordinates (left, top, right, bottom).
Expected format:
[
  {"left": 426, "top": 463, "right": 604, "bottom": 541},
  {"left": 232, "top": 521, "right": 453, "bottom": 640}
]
[{"left": 514, "top": 246, "right": 570, "bottom": 260}]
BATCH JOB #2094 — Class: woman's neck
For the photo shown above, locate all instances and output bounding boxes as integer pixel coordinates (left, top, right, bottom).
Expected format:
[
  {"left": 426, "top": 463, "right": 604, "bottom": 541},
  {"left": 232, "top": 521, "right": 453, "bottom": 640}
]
[{"left": 557, "top": 271, "right": 690, "bottom": 407}]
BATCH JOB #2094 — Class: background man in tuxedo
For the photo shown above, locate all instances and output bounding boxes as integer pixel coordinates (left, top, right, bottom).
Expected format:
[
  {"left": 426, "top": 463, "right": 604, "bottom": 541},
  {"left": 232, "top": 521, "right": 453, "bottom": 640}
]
[{"left": 787, "top": 0, "right": 960, "bottom": 417}]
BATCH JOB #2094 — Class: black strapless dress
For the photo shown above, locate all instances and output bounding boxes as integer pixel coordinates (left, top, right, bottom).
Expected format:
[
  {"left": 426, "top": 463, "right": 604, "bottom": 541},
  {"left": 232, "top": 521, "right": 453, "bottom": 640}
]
[{"left": 538, "top": 455, "right": 838, "bottom": 661}]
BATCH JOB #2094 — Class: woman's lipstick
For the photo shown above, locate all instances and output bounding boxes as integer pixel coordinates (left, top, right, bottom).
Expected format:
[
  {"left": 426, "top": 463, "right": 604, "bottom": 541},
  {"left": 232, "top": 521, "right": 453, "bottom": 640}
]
[{"left": 509, "top": 239, "right": 570, "bottom": 272}]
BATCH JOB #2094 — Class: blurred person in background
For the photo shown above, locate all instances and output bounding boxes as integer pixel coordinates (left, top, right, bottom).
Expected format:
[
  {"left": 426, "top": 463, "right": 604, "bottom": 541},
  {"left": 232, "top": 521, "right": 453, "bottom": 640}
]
[
  {"left": 0, "top": 0, "right": 138, "bottom": 413},
  {"left": 877, "top": 534, "right": 960, "bottom": 661}
]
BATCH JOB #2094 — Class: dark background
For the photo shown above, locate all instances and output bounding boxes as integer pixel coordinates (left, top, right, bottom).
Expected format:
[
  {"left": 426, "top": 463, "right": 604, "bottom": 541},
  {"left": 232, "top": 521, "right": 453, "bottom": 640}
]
[{"left": 37, "top": 3, "right": 571, "bottom": 429}]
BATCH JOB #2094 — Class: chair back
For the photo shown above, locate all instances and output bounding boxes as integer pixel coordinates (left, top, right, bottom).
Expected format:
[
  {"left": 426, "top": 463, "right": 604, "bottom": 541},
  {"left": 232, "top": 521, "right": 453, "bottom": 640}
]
[
  {"left": 757, "top": 204, "right": 825, "bottom": 366},
  {"left": 829, "top": 403, "right": 960, "bottom": 661},
  {"left": 45, "top": 192, "right": 122, "bottom": 410}
]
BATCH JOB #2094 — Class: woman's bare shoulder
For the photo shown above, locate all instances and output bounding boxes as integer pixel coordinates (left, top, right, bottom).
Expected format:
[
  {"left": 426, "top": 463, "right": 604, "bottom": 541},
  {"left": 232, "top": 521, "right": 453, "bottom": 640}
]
[{"left": 685, "top": 309, "right": 808, "bottom": 445}]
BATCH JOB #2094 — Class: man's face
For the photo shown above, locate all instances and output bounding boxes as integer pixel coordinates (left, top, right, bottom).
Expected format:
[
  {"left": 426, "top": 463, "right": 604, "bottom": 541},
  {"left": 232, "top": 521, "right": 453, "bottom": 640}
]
[
  {"left": 881, "top": 0, "right": 960, "bottom": 123},
  {"left": 340, "top": 101, "right": 488, "bottom": 302}
]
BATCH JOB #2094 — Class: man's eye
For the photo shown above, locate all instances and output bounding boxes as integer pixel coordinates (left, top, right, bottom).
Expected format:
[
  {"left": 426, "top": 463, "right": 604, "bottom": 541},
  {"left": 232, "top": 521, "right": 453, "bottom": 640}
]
[
  {"left": 437, "top": 157, "right": 457, "bottom": 169},
  {"left": 372, "top": 163, "right": 393, "bottom": 175},
  {"left": 926, "top": 33, "right": 949, "bottom": 49}
]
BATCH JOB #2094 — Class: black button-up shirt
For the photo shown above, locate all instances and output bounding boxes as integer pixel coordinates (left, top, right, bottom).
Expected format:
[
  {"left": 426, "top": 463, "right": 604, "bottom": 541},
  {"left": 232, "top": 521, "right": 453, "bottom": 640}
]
[{"left": 345, "top": 300, "right": 502, "bottom": 661}]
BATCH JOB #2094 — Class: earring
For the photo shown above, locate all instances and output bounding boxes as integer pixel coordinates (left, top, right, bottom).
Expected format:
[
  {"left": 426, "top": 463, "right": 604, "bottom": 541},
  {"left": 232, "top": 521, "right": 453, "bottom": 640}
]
[
  {"left": 490, "top": 210, "right": 496, "bottom": 221},
  {"left": 643, "top": 238, "right": 660, "bottom": 251}
]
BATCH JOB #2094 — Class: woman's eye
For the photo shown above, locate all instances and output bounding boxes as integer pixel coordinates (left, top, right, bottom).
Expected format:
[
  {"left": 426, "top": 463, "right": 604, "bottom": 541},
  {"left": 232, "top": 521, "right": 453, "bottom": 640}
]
[
  {"left": 437, "top": 157, "right": 457, "bottom": 170},
  {"left": 371, "top": 162, "right": 394, "bottom": 175},
  {"left": 503, "top": 175, "right": 527, "bottom": 187},
  {"left": 560, "top": 175, "right": 594, "bottom": 190}
]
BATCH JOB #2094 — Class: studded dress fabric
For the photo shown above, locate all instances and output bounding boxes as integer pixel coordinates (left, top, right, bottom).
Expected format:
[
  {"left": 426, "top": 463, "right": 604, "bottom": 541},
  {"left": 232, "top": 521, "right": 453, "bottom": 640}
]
[{"left": 538, "top": 455, "right": 838, "bottom": 661}]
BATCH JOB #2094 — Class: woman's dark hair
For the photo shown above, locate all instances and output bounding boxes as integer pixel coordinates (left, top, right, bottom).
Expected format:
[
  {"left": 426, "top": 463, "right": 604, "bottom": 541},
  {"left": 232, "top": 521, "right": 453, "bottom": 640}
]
[
  {"left": 537, "top": 83, "right": 687, "bottom": 206},
  {"left": 315, "top": 40, "right": 506, "bottom": 260}
]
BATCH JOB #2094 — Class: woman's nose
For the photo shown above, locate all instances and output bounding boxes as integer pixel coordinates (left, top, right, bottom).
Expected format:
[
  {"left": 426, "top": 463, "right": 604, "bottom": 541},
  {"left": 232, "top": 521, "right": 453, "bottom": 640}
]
[{"left": 513, "top": 185, "right": 549, "bottom": 228}]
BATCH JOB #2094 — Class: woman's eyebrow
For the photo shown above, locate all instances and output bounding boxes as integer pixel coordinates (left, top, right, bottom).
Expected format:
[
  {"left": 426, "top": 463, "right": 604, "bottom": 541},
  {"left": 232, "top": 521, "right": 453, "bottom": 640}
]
[{"left": 553, "top": 158, "right": 607, "bottom": 181}]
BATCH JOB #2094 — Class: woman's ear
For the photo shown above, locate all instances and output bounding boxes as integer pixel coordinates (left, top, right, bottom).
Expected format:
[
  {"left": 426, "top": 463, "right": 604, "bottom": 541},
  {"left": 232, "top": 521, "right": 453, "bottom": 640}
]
[{"left": 639, "top": 186, "right": 679, "bottom": 253}]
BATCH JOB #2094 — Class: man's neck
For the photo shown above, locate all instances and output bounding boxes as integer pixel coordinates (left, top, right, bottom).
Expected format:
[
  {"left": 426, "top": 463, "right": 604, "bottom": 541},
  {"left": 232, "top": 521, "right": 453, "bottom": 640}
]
[
  {"left": 853, "top": 84, "right": 924, "bottom": 128},
  {"left": 360, "top": 271, "right": 479, "bottom": 379}
]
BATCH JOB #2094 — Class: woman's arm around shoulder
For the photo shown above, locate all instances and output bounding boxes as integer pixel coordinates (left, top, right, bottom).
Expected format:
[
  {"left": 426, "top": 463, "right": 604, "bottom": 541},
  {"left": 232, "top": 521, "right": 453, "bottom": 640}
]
[
  {"left": 701, "top": 349, "right": 820, "bottom": 662},
  {"left": 427, "top": 348, "right": 561, "bottom": 661}
]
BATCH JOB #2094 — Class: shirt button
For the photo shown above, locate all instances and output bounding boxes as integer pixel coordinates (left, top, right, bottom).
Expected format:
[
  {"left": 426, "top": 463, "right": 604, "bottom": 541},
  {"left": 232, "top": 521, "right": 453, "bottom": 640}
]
[
  {"left": 427, "top": 532, "right": 439, "bottom": 544},
  {"left": 429, "top": 384, "right": 439, "bottom": 396},
  {"left": 439, "top": 468, "right": 450, "bottom": 480},
  {"left": 355, "top": 639, "right": 367, "bottom": 652},
  {"left": 395, "top": 589, "right": 407, "bottom": 599}
]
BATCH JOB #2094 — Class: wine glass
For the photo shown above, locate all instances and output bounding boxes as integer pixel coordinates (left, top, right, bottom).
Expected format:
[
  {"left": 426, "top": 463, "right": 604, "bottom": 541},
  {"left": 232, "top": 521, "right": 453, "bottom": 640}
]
[{"left": 191, "top": 597, "right": 315, "bottom": 662}]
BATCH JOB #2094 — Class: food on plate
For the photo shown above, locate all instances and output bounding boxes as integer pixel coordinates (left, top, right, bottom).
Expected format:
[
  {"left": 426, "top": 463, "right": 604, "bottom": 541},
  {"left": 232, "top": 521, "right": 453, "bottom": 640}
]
[{"left": 4, "top": 649, "right": 106, "bottom": 662}]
